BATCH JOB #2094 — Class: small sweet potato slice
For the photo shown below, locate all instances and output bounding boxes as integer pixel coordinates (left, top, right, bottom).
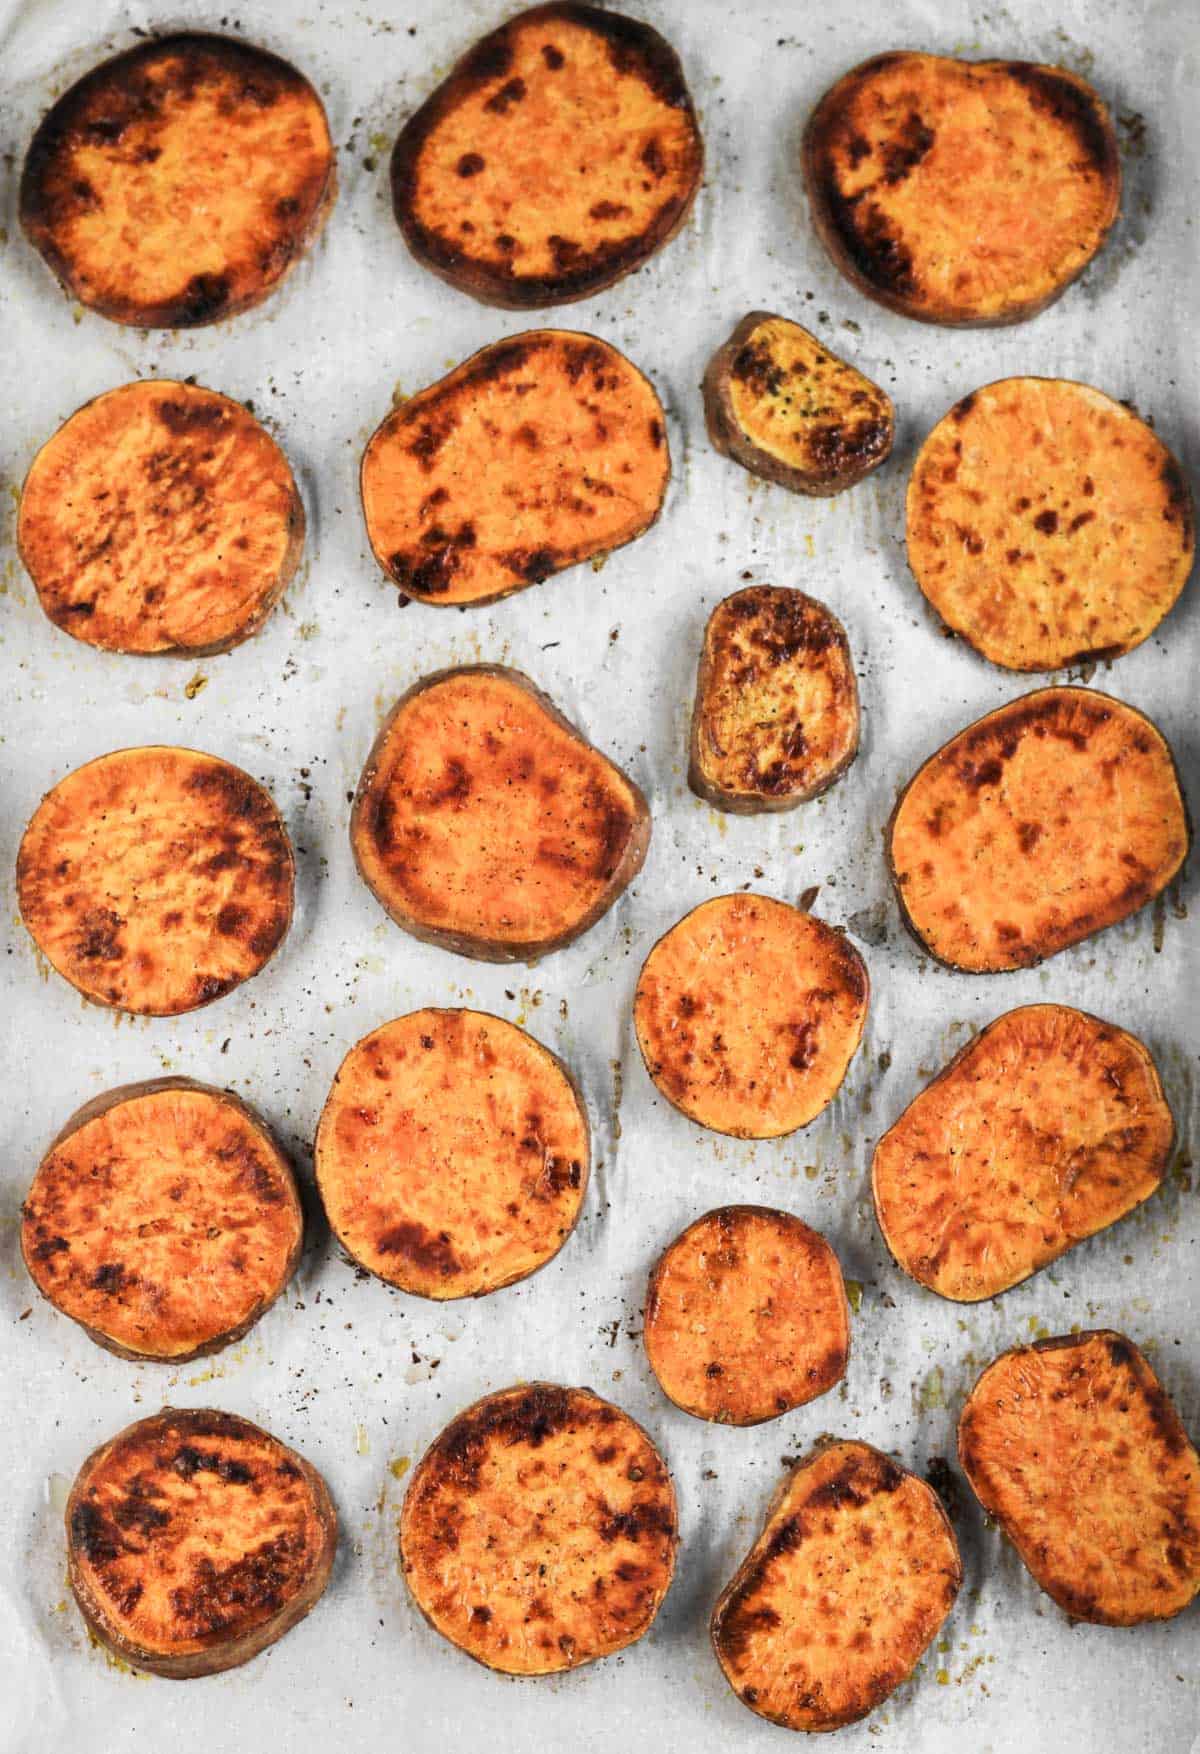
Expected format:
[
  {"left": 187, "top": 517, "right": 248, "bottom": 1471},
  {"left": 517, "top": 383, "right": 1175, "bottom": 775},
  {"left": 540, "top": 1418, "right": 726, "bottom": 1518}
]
[
  {"left": 908, "top": 379, "right": 1195, "bottom": 670},
  {"left": 688, "top": 586, "right": 860, "bottom": 813},
  {"left": 67, "top": 1407, "right": 336, "bottom": 1677},
  {"left": 18, "top": 379, "right": 304, "bottom": 655},
  {"left": 959, "top": 1332, "right": 1200, "bottom": 1625},
  {"left": 22, "top": 1079, "right": 302, "bottom": 1362},
  {"left": 390, "top": 3, "right": 703, "bottom": 308},
  {"left": 351, "top": 666, "right": 649, "bottom": 962},
  {"left": 643, "top": 1206, "right": 849, "bottom": 1424},
  {"left": 361, "top": 330, "right": 669, "bottom": 607},
  {"left": 887, "top": 687, "right": 1188, "bottom": 971},
  {"left": 633, "top": 894, "right": 868, "bottom": 1139},
  {"left": 17, "top": 746, "right": 294, "bottom": 1014},
  {"left": 712, "top": 1439, "right": 961, "bottom": 1731},
  {"left": 20, "top": 34, "right": 335, "bottom": 328},
  {"left": 803, "top": 53, "right": 1120, "bottom": 326},
  {"left": 400, "top": 1383, "right": 677, "bottom": 1674}
]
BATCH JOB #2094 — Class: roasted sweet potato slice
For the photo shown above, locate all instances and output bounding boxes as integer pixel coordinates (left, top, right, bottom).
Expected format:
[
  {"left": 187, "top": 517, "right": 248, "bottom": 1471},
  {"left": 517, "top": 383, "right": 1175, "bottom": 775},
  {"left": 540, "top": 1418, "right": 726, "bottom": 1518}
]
[
  {"left": 400, "top": 1383, "right": 677, "bottom": 1674},
  {"left": 873, "top": 1005, "right": 1173, "bottom": 1302},
  {"left": 360, "top": 331, "right": 668, "bottom": 608},
  {"left": 67, "top": 1407, "right": 336, "bottom": 1677},
  {"left": 688, "top": 586, "right": 860, "bottom": 813},
  {"left": 803, "top": 53, "right": 1120, "bottom": 326},
  {"left": 887, "top": 688, "right": 1188, "bottom": 971},
  {"left": 712, "top": 1439, "right": 961, "bottom": 1731},
  {"left": 17, "top": 746, "right": 294, "bottom": 1014},
  {"left": 634, "top": 894, "right": 868, "bottom": 1138},
  {"left": 643, "top": 1206, "right": 849, "bottom": 1424},
  {"left": 390, "top": 3, "right": 702, "bottom": 308},
  {"left": 22, "top": 1079, "right": 302, "bottom": 1361},
  {"left": 959, "top": 1332, "right": 1200, "bottom": 1625},
  {"left": 351, "top": 666, "right": 649, "bottom": 962}
]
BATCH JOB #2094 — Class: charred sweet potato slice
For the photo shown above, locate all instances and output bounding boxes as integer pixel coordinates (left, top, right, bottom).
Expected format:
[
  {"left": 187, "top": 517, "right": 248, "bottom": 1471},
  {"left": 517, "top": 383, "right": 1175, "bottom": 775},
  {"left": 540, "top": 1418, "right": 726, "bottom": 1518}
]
[
  {"left": 17, "top": 746, "right": 294, "bottom": 1014},
  {"left": 803, "top": 53, "right": 1120, "bottom": 326},
  {"left": 712, "top": 1440, "right": 961, "bottom": 1731},
  {"left": 390, "top": 3, "right": 702, "bottom": 308},
  {"left": 400, "top": 1383, "right": 677, "bottom": 1674},
  {"left": 361, "top": 330, "right": 669, "bottom": 607},
  {"left": 959, "top": 1332, "right": 1200, "bottom": 1625},
  {"left": 351, "top": 666, "right": 649, "bottom": 962},
  {"left": 22, "top": 1079, "right": 302, "bottom": 1361},
  {"left": 887, "top": 687, "right": 1188, "bottom": 971},
  {"left": 873, "top": 1005, "right": 1173, "bottom": 1302},
  {"left": 689, "top": 586, "right": 860, "bottom": 813},
  {"left": 644, "top": 1206, "right": 849, "bottom": 1424},
  {"left": 67, "top": 1407, "right": 336, "bottom": 1677},
  {"left": 20, "top": 34, "right": 335, "bottom": 328},
  {"left": 634, "top": 894, "right": 868, "bottom": 1138}
]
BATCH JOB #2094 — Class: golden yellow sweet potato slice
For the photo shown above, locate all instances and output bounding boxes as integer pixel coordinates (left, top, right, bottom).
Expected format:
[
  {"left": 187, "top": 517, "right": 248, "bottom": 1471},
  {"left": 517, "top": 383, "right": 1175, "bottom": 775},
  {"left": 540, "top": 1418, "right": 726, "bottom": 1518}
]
[
  {"left": 873, "top": 1005, "right": 1173, "bottom": 1302},
  {"left": 17, "top": 746, "right": 294, "bottom": 1014},
  {"left": 959, "top": 1332, "right": 1200, "bottom": 1625},
  {"left": 67, "top": 1407, "right": 336, "bottom": 1677},
  {"left": 351, "top": 666, "right": 650, "bottom": 962},
  {"left": 20, "top": 34, "right": 335, "bottom": 327},
  {"left": 803, "top": 53, "right": 1120, "bottom": 326},
  {"left": 22, "top": 1079, "right": 302, "bottom": 1362},
  {"left": 688, "top": 586, "right": 860, "bottom": 813},
  {"left": 400, "top": 1383, "right": 677, "bottom": 1674},
  {"left": 712, "top": 1439, "right": 961, "bottom": 1731},
  {"left": 887, "top": 687, "right": 1188, "bottom": 971},
  {"left": 643, "top": 1206, "right": 849, "bottom": 1424},
  {"left": 391, "top": 3, "right": 702, "bottom": 308},
  {"left": 360, "top": 330, "right": 668, "bottom": 607},
  {"left": 908, "top": 379, "right": 1195, "bottom": 670},
  {"left": 634, "top": 894, "right": 868, "bottom": 1138}
]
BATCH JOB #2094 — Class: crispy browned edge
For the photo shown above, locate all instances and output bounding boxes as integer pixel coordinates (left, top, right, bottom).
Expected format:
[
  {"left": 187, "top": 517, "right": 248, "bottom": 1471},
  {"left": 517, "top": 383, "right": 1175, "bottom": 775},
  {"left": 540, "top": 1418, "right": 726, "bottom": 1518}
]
[
  {"left": 389, "top": 3, "right": 704, "bottom": 309},
  {"left": 801, "top": 53, "right": 1121, "bottom": 329},
  {"left": 349, "top": 664, "right": 652, "bottom": 963},
  {"left": 686, "top": 587, "right": 861, "bottom": 814},
  {"left": 66, "top": 1406, "right": 338, "bottom": 1677},
  {"left": 19, "top": 33, "right": 338, "bottom": 329}
]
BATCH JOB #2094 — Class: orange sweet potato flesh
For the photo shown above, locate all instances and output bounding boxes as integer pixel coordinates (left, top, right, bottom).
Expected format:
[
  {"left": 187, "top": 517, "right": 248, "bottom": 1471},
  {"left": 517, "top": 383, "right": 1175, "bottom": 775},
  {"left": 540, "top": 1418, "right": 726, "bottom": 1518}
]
[
  {"left": 400, "top": 1383, "right": 677, "bottom": 1674},
  {"left": 712, "top": 1440, "right": 961, "bottom": 1731},
  {"left": 959, "top": 1332, "right": 1200, "bottom": 1625},
  {"left": 351, "top": 667, "right": 650, "bottom": 962},
  {"left": 803, "top": 53, "right": 1120, "bottom": 326},
  {"left": 20, "top": 34, "right": 335, "bottom": 328},
  {"left": 873, "top": 1005, "right": 1173, "bottom": 1302},
  {"left": 887, "top": 688, "right": 1188, "bottom": 971},
  {"left": 361, "top": 330, "right": 669, "bottom": 607},
  {"left": 17, "top": 746, "right": 294, "bottom": 1014},
  {"left": 391, "top": 3, "right": 703, "bottom": 308}
]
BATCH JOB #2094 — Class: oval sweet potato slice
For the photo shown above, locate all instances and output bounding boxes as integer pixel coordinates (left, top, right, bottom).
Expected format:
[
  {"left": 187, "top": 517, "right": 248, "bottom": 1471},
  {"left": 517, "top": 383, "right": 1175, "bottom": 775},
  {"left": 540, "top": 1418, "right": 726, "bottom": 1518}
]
[
  {"left": 887, "top": 688, "right": 1188, "bottom": 971},
  {"left": 908, "top": 379, "right": 1195, "bottom": 671},
  {"left": 351, "top": 666, "right": 649, "bottom": 962},
  {"left": 22, "top": 1078, "right": 302, "bottom": 1361},
  {"left": 959, "top": 1332, "right": 1200, "bottom": 1625},
  {"left": 67, "top": 1407, "right": 336, "bottom": 1677},
  {"left": 688, "top": 586, "right": 860, "bottom": 813},
  {"left": 18, "top": 379, "right": 305, "bottom": 655},
  {"left": 633, "top": 894, "right": 868, "bottom": 1138},
  {"left": 360, "top": 331, "right": 669, "bottom": 608},
  {"left": 873, "top": 1005, "right": 1174, "bottom": 1302},
  {"left": 400, "top": 1383, "right": 677, "bottom": 1674},
  {"left": 803, "top": 53, "right": 1120, "bottom": 326},
  {"left": 20, "top": 34, "right": 334, "bottom": 328},
  {"left": 17, "top": 746, "right": 294, "bottom": 1014},
  {"left": 643, "top": 1206, "right": 849, "bottom": 1424},
  {"left": 712, "top": 1439, "right": 961, "bottom": 1731},
  {"left": 390, "top": 3, "right": 703, "bottom": 308}
]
